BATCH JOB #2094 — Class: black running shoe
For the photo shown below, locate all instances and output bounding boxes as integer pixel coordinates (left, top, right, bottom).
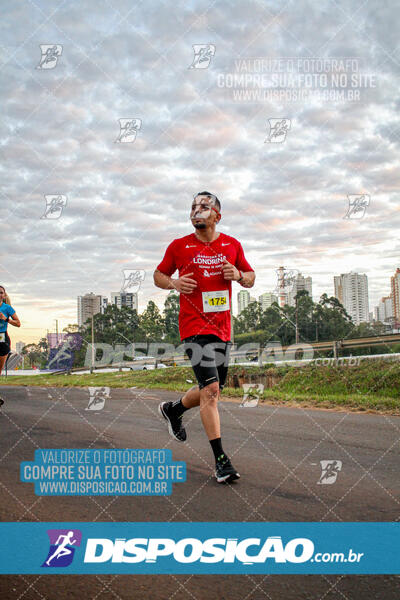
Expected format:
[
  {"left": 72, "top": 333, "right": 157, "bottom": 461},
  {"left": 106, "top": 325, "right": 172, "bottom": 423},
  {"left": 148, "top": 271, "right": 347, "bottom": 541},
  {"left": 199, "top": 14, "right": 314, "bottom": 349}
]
[
  {"left": 215, "top": 456, "right": 240, "bottom": 483},
  {"left": 0, "top": 397, "right": 4, "bottom": 407},
  {"left": 158, "top": 401, "right": 187, "bottom": 442}
]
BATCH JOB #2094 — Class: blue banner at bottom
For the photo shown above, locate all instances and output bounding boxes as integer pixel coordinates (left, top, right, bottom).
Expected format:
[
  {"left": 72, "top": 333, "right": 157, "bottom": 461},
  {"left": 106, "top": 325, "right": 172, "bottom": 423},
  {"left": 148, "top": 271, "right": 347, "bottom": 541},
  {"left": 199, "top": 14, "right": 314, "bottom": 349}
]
[{"left": 0, "top": 522, "right": 398, "bottom": 574}]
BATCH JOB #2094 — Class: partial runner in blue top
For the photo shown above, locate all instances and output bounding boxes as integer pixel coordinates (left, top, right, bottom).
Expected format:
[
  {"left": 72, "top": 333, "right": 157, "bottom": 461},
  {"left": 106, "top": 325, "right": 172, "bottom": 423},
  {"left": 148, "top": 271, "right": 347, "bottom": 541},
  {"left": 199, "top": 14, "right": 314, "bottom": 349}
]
[
  {"left": 0, "top": 302, "right": 15, "bottom": 333},
  {"left": 0, "top": 286, "right": 21, "bottom": 399}
]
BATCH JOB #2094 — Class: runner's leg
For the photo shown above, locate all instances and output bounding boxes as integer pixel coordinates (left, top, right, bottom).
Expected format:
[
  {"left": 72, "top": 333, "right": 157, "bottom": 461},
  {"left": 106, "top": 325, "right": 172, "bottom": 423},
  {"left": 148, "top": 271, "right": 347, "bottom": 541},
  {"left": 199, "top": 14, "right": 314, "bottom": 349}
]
[
  {"left": 0, "top": 354, "right": 7, "bottom": 375},
  {"left": 181, "top": 385, "right": 200, "bottom": 409},
  {"left": 199, "top": 381, "right": 221, "bottom": 439},
  {"left": 0, "top": 334, "right": 10, "bottom": 377},
  {"left": 0, "top": 350, "right": 7, "bottom": 404}
]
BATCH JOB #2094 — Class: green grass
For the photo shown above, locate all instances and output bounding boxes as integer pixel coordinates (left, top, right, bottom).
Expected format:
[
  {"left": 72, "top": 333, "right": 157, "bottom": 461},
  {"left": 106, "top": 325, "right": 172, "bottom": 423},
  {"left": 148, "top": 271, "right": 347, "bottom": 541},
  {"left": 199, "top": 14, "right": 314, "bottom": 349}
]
[{"left": 2, "top": 360, "right": 400, "bottom": 414}]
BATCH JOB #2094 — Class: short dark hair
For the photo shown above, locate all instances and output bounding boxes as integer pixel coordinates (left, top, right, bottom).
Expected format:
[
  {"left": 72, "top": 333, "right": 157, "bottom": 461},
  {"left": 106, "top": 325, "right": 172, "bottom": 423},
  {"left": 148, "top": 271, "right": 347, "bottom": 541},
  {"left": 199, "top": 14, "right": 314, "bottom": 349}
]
[{"left": 196, "top": 191, "right": 221, "bottom": 212}]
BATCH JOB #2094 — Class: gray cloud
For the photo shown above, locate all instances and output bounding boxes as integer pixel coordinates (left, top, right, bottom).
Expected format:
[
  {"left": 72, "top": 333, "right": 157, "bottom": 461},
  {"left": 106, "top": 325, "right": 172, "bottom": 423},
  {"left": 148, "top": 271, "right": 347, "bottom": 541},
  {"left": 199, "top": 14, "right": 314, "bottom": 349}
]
[{"left": 0, "top": 0, "right": 398, "bottom": 341}]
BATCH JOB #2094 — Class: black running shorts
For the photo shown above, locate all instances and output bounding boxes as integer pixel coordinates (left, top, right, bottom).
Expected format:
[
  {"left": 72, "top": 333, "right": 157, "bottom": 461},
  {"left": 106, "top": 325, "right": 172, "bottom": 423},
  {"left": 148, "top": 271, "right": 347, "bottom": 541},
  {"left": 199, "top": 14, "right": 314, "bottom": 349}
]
[
  {"left": 183, "top": 334, "right": 232, "bottom": 391},
  {"left": 0, "top": 332, "right": 10, "bottom": 357}
]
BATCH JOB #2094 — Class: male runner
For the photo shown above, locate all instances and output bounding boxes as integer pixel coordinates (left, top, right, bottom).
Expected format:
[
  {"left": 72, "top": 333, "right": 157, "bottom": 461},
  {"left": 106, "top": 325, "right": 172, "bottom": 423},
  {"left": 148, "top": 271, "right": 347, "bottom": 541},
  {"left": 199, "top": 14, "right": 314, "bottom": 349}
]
[{"left": 154, "top": 192, "right": 255, "bottom": 483}]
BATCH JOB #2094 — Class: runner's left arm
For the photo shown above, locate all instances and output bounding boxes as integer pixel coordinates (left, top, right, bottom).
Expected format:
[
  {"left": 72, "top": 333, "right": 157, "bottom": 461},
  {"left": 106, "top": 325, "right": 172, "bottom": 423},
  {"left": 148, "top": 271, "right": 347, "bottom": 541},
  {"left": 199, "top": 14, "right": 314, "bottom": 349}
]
[
  {"left": 235, "top": 242, "right": 255, "bottom": 288},
  {"left": 237, "top": 270, "right": 255, "bottom": 288},
  {"left": 8, "top": 312, "right": 21, "bottom": 327}
]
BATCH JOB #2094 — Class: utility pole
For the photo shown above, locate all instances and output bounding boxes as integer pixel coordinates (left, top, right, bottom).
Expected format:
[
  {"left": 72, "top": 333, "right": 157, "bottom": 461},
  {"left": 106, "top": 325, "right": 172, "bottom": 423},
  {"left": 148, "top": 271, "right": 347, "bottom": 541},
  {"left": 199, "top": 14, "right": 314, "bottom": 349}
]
[
  {"left": 295, "top": 295, "right": 299, "bottom": 344},
  {"left": 55, "top": 319, "right": 58, "bottom": 346},
  {"left": 91, "top": 315, "right": 95, "bottom": 371}
]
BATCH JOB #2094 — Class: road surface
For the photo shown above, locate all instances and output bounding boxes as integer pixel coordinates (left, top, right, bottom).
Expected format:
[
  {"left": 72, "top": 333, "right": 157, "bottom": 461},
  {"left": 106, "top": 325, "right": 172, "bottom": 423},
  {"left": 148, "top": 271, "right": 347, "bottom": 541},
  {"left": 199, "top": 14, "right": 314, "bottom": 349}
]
[{"left": 0, "top": 385, "right": 399, "bottom": 599}]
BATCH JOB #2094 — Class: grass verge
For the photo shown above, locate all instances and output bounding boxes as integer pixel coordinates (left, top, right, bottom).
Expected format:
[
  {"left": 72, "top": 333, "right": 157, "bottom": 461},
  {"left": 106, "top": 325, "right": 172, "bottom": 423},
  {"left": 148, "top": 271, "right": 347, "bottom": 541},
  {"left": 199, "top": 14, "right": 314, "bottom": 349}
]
[{"left": 1, "top": 361, "right": 399, "bottom": 414}]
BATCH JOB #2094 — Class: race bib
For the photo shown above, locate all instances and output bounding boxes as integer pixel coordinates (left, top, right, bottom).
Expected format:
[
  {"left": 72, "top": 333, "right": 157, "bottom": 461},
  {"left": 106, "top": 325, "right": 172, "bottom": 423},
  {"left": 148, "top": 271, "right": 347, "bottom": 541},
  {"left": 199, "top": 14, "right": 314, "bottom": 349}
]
[
  {"left": 0, "top": 333, "right": 5, "bottom": 343},
  {"left": 202, "top": 290, "right": 229, "bottom": 313}
]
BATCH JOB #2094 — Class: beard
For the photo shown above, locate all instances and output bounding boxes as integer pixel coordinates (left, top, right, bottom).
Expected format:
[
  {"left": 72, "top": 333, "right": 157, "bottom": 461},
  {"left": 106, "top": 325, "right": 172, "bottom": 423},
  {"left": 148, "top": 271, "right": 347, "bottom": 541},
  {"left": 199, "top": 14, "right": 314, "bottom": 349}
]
[{"left": 193, "top": 222, "right": 206, "bottom": 229}]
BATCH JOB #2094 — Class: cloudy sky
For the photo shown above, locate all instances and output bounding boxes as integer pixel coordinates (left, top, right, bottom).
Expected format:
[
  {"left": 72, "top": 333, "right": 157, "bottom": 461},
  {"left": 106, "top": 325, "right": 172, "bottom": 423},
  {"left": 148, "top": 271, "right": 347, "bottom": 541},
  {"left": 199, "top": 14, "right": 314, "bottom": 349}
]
[{"left": 1, "top": 0, "right": 399, "bottom": 345}]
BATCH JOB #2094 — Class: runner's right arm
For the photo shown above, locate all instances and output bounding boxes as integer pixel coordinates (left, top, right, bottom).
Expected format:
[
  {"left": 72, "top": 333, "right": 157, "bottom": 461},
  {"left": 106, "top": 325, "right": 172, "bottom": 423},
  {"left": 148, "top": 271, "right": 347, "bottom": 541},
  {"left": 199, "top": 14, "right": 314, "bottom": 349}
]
[
  {"left": 154, "top": 241, "right": 197, "bottom": 294},
  {"left": 153, "top": 270, "right": 197, "bottom": 294}
]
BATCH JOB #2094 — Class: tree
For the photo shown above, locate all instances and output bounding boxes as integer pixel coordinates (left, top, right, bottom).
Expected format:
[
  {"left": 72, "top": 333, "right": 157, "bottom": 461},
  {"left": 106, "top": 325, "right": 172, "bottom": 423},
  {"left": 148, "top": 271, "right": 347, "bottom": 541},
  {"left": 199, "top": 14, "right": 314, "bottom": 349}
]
[
  {"left": 234, "top": 301, "right": 262, "bottom": 333},
  {"left": 37, "top": 337, "right": 50, "bottom": 368},
  {"left": 351, "top": 321, "right": 387, "bottom": 338},
  {"left": 37, "top": 337, "right": 49, "bottom": 353},
  {"left": 164, "top": 292, "right": 180, "bottom": 344},
  {"left": 234, "top": 293, "right": 356, "bottom": 347},
  {"left": 259, "top": 303, "right": 291, "bottom": 346},
  {"left": 295, "top": 290, "right": 314, "bottom": 342},
  {"left": 140, "top": 301, "right": 165, "bottom": 341},
  {"left": 317, "top": 294, "right": 354, "bottom": 341},
  {"left": 63, "top": 324, "right": 79, "bottom": 333},
  {"left": 21, "top": 344, "right": 42, "bottom": 368}
]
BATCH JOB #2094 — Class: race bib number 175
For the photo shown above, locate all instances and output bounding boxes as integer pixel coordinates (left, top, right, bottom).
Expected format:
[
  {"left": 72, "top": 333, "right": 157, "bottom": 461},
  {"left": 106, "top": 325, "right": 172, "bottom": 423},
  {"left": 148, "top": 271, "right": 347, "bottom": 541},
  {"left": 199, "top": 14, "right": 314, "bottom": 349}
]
[{"left": 202, "top": 290, "right": 229, "bottom": 313}]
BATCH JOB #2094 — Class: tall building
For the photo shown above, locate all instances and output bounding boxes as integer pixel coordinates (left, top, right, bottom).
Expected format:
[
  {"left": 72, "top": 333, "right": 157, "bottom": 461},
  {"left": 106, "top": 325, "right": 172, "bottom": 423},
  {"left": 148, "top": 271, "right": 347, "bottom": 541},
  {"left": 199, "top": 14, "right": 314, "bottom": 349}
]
[
  {"left": 111, "top": 292, "right": 138, "bottom": 311},
  {"left": 390, "top": 267, "right": 400, "bottom": 325},
  {"left": 77, "top": 293, "right": 108, "bottom": 327},
  {"left": 237, "top": 290, "right": 250, "bottom": 315},
  {"left": 259, "top": 292, "right": 278, "bottom": 311},
  {"left": 373, "top": 296, "right": 393, "bottom": 324},
  {"left": 15, "top": 341, "right": 26, "bottom": 354},
  {"left": 287, "top": 273, "right": 313, "bottom": 307},
  {"left": 334, "top": 272, "right": 369, "bottom": 325}
]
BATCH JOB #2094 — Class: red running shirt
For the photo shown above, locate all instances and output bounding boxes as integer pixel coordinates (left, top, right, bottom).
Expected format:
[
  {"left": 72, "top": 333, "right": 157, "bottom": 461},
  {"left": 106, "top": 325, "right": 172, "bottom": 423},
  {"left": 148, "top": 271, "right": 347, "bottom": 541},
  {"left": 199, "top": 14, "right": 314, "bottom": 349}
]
[{"left": 156, "top": 232, "right": 254, "bottom": 342}]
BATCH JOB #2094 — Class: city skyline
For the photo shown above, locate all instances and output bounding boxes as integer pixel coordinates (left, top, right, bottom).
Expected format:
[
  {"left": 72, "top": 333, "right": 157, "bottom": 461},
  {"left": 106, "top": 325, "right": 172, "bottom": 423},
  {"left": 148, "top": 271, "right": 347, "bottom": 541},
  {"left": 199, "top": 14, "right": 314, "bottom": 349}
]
[
  {"left": 10, "top": 263, "right": 400, "bottom": 350},
  {"left": 2, "top": 3, "right": 399, "bottom": 345}
]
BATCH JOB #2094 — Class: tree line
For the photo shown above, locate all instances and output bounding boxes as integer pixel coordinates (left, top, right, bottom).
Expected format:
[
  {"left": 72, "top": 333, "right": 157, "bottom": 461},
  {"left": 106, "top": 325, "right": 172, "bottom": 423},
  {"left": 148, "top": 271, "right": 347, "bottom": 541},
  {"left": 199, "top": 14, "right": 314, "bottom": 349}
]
[{"left": 20, "top": 290, "right": 391, "bottom": 368}]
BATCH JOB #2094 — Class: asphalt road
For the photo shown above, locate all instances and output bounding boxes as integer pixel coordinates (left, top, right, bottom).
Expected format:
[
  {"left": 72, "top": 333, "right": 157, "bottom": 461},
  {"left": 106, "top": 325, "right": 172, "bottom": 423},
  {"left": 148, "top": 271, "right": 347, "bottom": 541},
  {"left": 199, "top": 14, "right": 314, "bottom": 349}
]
[{"left": 0, "top": 385, "right": 399, "bottom": 599}]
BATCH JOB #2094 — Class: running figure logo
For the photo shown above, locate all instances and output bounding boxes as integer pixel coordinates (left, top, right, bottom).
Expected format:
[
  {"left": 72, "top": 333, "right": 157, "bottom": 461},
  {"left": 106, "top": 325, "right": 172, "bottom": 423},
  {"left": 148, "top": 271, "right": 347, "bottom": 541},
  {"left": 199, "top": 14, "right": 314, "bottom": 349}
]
[
  {"left": 115, "top": 119, "right": 142, "bottom": 143},
  {"left": 46, "top": 335, "right": 82, "bottom": 370},
  {"left": 343, "top": 194, "right": 370, "bottom": 219},
  {"left": 265, "top": 119, "right": 291, "bottom": 143},
  {"left": 188, "top": 44, "right": 216, "bottom": 69},
  {"left": 42, "top": 529, "right": 81, "bottom": 567},
  {"left": 36, "top": 45, "right": 63, "bottom": 69},
  {"left": 41, "top": 195, "right": 67, "bottom": 219},
  {"left": 317, "top": 460, "right": 342, "bottom": 485}
]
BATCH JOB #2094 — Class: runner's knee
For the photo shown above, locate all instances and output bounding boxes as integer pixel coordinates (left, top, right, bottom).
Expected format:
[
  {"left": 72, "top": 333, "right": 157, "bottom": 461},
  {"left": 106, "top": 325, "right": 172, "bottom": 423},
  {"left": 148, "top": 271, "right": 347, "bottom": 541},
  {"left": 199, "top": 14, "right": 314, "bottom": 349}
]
[{"left": 200, "top": 381, "right": 220, "bottom": 405}]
